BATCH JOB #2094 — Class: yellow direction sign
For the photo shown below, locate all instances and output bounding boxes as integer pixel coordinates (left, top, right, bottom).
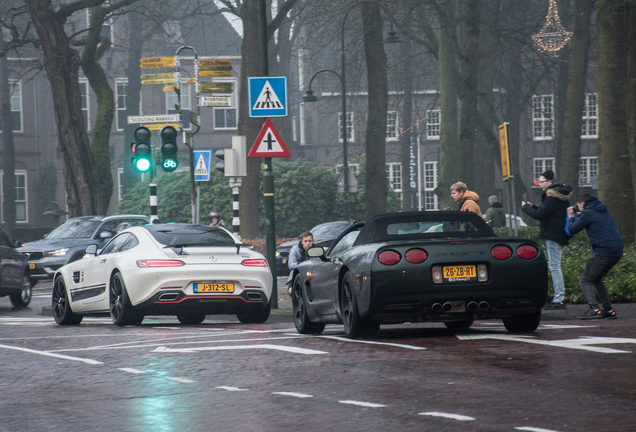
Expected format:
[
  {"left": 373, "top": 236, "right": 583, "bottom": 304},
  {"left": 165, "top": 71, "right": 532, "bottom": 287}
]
[
  {"left": 498, "top": 123, "right": 511, "bottom": 181},
  {"left": 163, "top": 85, "right": 176, "bottom": 92},
  {"left": 140, "top": 57, "right": 175, "bottom": 69},
  {"left": 199, "top": 59, "right": 232, "bottom": 66},
  {"left": 142, "top": 78, "right": 176, "bottom": 85},
  {"left": 200, "top": 64, "right": 233, "bottom": 71},
  {"left": 141, "top": 72, "right": 175, "bottom": 80},
  {"left": 199, "top": 70, "right": 233, "bottom": 77},
  {"left": 200, "top": 82, "right": 234, "bottom": 94},
  {"left": 190, "top": 112, "right": 199, "bottom": 126},
  {"left": 185, "top": 77, "right": 196, "bottom": 85},
  {"left": 145, "top": 123, "right": 179, "bottom": 131}
]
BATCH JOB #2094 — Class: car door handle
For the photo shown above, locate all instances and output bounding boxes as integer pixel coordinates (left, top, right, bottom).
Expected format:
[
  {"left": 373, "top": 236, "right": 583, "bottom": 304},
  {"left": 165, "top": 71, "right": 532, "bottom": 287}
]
[{"left": 99, "top": 259, "right": 107, "bottom": 264}]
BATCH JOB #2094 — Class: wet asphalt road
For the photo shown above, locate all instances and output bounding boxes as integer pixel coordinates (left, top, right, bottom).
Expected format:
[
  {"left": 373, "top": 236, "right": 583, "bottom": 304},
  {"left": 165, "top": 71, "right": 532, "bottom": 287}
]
[{"left": 1, "top": 278, "right": 635, "bottom": 432}]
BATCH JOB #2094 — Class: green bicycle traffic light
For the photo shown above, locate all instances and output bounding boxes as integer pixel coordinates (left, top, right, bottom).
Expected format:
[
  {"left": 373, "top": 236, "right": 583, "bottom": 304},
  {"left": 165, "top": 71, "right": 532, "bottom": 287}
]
[
  {"left": 132, "top": 126, "right": 152, "bottom": 173},
  {"left": 160, "top": 126, "right": 178, "bottom": 172}
]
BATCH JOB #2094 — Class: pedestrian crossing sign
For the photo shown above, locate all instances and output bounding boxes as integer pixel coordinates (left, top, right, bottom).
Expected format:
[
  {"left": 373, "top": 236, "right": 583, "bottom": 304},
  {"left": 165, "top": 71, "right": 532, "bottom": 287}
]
[
  {"left": 248, "top": 76, "right": 287, "bottom": 118},
  {"left": 193, "top": 150, "right": 212, "bottom": 181}
]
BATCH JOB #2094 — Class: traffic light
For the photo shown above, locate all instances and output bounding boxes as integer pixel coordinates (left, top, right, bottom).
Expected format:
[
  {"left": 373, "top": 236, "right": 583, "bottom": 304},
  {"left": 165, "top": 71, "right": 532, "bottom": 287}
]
[
  {"left": 132, "top": 126, "right": 152, "bottom": 173},
  {"left": 160, "top": 126, "right": 178, "bottom": 172},
  {"left": 215, "top": 149, "right": 225, "bottom": 174}
]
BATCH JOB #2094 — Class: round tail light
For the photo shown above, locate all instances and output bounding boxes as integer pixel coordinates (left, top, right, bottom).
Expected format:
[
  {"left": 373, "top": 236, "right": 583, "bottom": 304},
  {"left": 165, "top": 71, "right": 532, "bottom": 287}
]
[
  {"left": 491, "top": 245, "right": 513, "bottom": 260},
  {"left": 405, "top": 248, "right": 428, "bottom": 264},
  {"left": 378, "top": 250, "right": 401, "bottom": 265},
  {"left": 516, "top": 245, "right": 538, "bottom": 260}
]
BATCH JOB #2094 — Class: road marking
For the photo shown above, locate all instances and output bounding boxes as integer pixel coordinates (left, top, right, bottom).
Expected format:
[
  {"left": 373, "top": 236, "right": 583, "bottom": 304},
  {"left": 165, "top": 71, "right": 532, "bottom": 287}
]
[
  {"left": 419, "top": 411, "right": 475, "bottom": 421},
  {"left": 514, "top": 427, "right": 561, "bottom": 432},
  {"left": 272, "top": 392, "right": 313, "bottom": 398},
  {"left": 152, "top": 344, "right": 327, "bottom": 355},
  {"left": 216, "top": 386, "right": 247, "bottom": 391},
  {"left": 118, "top": 368, "right": 147, "bottom": 374},
  {"left": 338, "top": 400, "right": 386, "bottom": 408},
  {"left": 0, "top": 343, "right": 103, "bottom": 365},
  {"left": 167, "top": 377, "right": 196, "bottom": 383},
  {"left": 456, "top": 333, "right": 634, "bottom": 354},
  {"left": 316, "top": 335, "right": 426, "bottom": 350}
]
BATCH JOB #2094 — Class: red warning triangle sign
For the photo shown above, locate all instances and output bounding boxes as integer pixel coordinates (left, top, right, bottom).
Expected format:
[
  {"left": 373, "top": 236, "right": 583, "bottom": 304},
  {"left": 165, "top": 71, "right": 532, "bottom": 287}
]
[{"left": 248, "top": 118, "right": 291, "bottom": 158}]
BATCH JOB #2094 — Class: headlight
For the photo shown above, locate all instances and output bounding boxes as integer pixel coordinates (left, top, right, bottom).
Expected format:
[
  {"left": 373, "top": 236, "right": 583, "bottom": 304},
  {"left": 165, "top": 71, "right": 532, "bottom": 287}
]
[
  {"left": 48, "top": 248, "right": 69, "bottom": 257},
  {"left": 275, "top": 252, "right": 280, "bottom": 257}
]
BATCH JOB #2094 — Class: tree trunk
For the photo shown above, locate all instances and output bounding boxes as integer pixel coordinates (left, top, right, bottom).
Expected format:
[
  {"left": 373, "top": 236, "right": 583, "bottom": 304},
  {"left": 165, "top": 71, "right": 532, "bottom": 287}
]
[
  {"left": 625, "top": 0, "right": 636, "bottom": 241},
  {"left": 0, "top": 54, "right": 16, "bottom": 239},
  {"left": 23, "top": 0, "right": 99, "bottom": 217},
  {"left": 560, "top": 0, "right": 593, "bottom": 199},
  {"left": 596, "top": 0, "right": 634, "bottom": 239},
  {"left": 361, "top": 3, "right": 388, "bottom": 216}
]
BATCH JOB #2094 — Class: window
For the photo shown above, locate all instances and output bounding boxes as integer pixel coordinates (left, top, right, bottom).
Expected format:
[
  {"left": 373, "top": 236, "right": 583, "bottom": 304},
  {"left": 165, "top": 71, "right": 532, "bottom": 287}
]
[
  {"left": 581, "top": 93, "right": 598, "bottom": 138},
  {"left": 386, "top": 163, "right": 402, "bottom": 201},
  {"left": 532, "top": 94, "right": 553, "bottom": 140},
  {"left": 213, "top": 78, "right": 237, "bottom": 130},
  {"left": 424, "top": 162, "right": 438, "bottom": 210},
  {"left": 9, "top": 80, "right": 22, "bottom": 132},
  {"left": 165, "top": 81, "right": 190, "bottom": 115},
  {"left": 79, "top": 78, "right": 89, "bottom": 130},
  {"left": 115, "top": 79, "right": 128, "bottom": 131},
  {"left": 0, "top": 170, "right": 28, "bottom": 223},
  {"left": 338, "top": 111, "right": 354, "bottom": 142},
  {"left": 533, "top": 158, "right": 555, "bottom": 185},
  {"left": 386, "top": 111, "right": 399, "bottom": 140},
  {"left": 426, "top": 109, "right": 440, "bottom": 140},
  {"left": 579, "top": 157, "right": 598, "bottom": 186}
]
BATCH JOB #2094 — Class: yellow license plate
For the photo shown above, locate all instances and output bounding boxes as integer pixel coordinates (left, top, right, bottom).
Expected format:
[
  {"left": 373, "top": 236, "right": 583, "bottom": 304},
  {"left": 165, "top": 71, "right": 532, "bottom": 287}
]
[
  {"left": 194, "top": 283, "right": 234, "bottom": 293},
  {"left": 29, "top": 263, "right": 35, "bottom": 269},
  {"left": 443, "top": 265, "right": 477, "bottom": 282}
]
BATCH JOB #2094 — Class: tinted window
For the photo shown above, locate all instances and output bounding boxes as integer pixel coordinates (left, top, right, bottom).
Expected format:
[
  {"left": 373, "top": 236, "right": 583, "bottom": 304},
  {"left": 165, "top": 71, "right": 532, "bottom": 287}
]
[
  {"left": 386, "top": 220, "right": 480, "bottom": 235},
  {"left": 149, "top": 225, "right": 236, "bottom": 247},
  {"left": 100, "top": 234, "right": 131, "bottom": 255},
  {"left": 46, "top": 219, "right": 101, "bottom": 239},
  {"left": 329, "top": 229, "right": 361, "bottom": 256},
  {"left": 311, "top": 222, "right": 350, "bottom": 239}
]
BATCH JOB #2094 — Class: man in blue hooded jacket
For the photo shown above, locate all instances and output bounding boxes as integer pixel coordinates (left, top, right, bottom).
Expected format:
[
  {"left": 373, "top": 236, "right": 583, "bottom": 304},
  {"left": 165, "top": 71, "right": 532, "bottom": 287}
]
[{"left": 567, "top": 193, "right": 623, "bottom": 320}]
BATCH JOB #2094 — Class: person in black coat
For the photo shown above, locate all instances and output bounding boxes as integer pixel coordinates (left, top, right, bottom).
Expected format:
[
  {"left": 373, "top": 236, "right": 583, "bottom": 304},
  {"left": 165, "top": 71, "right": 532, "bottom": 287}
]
[
  {"left": 521, "top": 170, "right": 572, "bottom": 309},
  {"left": 567, "top": 194, "right": 623, "bottom": 320}
]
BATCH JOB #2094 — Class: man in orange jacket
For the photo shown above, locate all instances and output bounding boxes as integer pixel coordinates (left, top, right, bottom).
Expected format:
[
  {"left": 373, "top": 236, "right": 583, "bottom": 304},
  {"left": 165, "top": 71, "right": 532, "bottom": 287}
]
[{"left": 450, "top": 182, "right": 482, "bottom": 217}]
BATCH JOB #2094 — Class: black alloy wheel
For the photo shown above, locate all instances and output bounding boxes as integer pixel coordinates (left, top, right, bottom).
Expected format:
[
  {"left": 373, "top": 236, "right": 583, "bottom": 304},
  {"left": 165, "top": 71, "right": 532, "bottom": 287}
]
[
  {"left": 109, "top": 272, "right": 144, "bottom": 326},
  {"left": 10, "top": 274, "right": 32, "bottom": 308},
  {"left": 502, "top": 310, "right": 542, "bottom": 333},
  {"left": 292, "top": 275, "right": 325, "bottom": 334},
  {"left": 52, "top": 276, "right": 83, "bottom": 325}
]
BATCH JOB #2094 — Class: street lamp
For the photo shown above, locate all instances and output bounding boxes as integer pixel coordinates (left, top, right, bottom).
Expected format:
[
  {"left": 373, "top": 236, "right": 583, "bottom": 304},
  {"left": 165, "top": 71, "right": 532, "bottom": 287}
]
[{"left": 303, "top": 1, "right": 401, "bottom": 220}]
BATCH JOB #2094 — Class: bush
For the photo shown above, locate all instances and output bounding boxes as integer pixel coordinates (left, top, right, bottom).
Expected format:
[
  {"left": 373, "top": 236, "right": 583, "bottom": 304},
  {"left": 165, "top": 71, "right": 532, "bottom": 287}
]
[{"left": 494, "top": 226, "right": 636, "bottom": 303}]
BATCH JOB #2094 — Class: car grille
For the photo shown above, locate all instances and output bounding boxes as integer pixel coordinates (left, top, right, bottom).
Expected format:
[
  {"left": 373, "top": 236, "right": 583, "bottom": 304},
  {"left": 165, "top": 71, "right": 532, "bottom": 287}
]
[
  {"left": 26, "top": 252, "right": 44, "bottom": 261},
  {"left": 279, "top": 251, "right": 289, "bottom": 258}
]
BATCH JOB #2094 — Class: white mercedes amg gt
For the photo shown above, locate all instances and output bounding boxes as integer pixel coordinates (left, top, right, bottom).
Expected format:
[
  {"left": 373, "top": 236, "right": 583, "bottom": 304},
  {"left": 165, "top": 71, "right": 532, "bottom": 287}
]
[{"left": 52, "top": 223, "right": 273, "bottom": 326}]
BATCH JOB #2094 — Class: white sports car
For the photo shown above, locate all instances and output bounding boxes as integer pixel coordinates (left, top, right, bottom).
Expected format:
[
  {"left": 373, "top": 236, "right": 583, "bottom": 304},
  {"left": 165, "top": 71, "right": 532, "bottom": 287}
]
[{"left": 52, "top": 223, "right": 273, "bottom": 326}]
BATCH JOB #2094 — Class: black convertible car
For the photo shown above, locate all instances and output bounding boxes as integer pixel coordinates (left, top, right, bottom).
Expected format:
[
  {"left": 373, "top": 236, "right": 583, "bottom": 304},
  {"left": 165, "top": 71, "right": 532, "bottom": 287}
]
[{"left": 290, "top": 211, "right": 548, "bottom": 338}]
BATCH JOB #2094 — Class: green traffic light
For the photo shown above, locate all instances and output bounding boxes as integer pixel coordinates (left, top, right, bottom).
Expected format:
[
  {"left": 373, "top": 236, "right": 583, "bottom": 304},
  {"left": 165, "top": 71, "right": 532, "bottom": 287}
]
[{"left": 135, "top": 157, "right": 151, "bottom": 172}]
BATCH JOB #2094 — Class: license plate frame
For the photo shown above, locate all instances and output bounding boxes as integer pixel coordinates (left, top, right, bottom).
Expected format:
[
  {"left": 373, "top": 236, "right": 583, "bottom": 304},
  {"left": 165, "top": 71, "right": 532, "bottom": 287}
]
[
  {"left": 442, "top": 265, "right": 477, "bottom": 282},
  {"left": 194, "top": 282, "right": 234, "bottom": 293}
]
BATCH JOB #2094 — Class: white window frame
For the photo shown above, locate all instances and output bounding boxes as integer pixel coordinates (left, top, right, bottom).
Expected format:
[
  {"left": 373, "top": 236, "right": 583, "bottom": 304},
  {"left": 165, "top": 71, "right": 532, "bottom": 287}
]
[
  {"left": 79, "top": 78, "right": 90, "bottom": 131},
  {"left": 532, "top": 94, "right": 554, "bottom": 140},
  {"left": 533, "top": 157, "right": 555, "bottom": 187},
  {"left": 386, "top": 163, "right": 402, "bottom": 201},
  {"left": 115, "top": 78, "right": 128, "bottom": 131},
  {"left": 338, "top": 111, "right": 355, "bottom": 143},
  {"left": 8, "top": 80, "right": 23, "bottom": 133},
  {"left": 579, "top": 156, "right": 598, "bottom": 186},
  {"left": 581, "top": 93, "right": 598, "bottom": 139},
  {"left": 426, "top": 109, "right": 440, "bottom": 140},
  {"left": 213, "top": 78, "right": 238, "bottom": 130},
  {"left": 424, "top": 161, "right": 439, "bottom": 210},
  {"left": 0, "top": 170, "right": 28, "bottom": 223},
  {"left": 386, "top": 111, "right": 399, "bottom": 140}
]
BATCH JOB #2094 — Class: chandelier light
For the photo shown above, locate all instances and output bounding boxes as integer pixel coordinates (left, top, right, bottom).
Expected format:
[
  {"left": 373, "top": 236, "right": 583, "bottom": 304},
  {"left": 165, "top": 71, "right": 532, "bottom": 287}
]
[{"left": 532, "top": 0, "right": 573, "bottom": 52}]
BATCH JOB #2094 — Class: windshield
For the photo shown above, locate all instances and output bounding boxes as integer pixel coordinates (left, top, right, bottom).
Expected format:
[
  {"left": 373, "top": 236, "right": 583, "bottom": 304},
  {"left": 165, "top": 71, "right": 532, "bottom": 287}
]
[
  {"left": 386, "top": 220, "right": 480, "bottom": 235},
  {"left": 311, "top": 222, "right": 350, "bottom": 239},
  {"left": 45, "top": 220, "right": 101, "bottom": 239},
  {"left": 148, "top": 225, "right": 237, "bottom": 247}
]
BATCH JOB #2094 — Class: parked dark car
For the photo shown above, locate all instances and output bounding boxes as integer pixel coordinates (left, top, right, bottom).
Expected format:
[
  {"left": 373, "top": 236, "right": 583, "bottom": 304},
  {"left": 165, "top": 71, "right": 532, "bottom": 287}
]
[
  {"left": 275, "top": 221, "right": 352, "bottom": 276},
  {"left": 0, "top": 228, "right": 32, "bottom": 307},
  {"left": 18, "top": 215, "right": 149, "bottom": 286},
  {"left": 290, "top": 211, "right": 548, "bottom": 338}
]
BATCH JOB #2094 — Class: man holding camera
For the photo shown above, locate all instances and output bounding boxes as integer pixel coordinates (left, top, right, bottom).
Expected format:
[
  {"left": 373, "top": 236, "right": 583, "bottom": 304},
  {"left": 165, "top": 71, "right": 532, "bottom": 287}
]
[{"left": 567, "top": 194, "right": 623, "bottom": 320}]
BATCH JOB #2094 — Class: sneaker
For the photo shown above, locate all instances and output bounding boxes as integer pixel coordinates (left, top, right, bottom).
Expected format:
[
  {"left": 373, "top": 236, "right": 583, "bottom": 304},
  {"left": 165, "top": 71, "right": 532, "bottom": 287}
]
[
  {"left": 544, "top": 302, "right": 566, "bottom": 310},
  {"left": 578, "top": 309, "right": 603, "bottom": 320},
  {"left": 602, "top": 308, "right": 617, "bottom": 319}
]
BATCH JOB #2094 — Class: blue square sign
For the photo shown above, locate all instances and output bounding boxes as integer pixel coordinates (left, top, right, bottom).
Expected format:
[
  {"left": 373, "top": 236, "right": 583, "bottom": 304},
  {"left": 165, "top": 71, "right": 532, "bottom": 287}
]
[{"left": 248, "top": 76, "right": 287, "bottom": 118}]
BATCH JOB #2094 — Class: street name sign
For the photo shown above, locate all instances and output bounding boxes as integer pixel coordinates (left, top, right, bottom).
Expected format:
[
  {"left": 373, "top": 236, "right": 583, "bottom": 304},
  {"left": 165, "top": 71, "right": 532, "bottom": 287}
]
[
  {"left": 248, "top": 76, "right": 287, "bottom": 118},
  {"left": 193, "top": 150, "right": 212, "bottom": 181},
  {"left": 200, "top": 82, "right": 234, "bottom": 94},
  {"left": 127, "top": 114, "right": 179, "bottom": 124},
  {"left": 142, "top": 78, "right": 176, "bottom": 85},
  {"left": 248, "top": 118, "right": 291, "bottom": 158},
  {"left": 200, "top": 96, "right": 231, "bottom": 107}
]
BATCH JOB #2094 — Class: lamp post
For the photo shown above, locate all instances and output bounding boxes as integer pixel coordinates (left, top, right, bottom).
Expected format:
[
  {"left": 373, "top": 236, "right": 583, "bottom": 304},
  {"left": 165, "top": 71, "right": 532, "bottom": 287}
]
[{"left": 303, "top": 1, "right": 400, "bottom": 220}]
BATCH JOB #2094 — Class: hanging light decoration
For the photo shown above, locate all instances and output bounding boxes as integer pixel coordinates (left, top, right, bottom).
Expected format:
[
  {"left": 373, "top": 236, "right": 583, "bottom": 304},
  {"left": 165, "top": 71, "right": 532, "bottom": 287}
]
[{"left": 532, "top": 0, "right": 573, "bottom": 52}]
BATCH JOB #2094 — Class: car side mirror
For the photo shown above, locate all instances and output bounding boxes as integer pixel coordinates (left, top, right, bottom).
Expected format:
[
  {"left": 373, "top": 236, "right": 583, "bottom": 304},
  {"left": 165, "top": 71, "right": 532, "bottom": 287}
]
[
  {"left": 13, "top": 240, "right": 22, "bottom": 248},
  {"left": 99, "top": 231, "right": 113, "bottom": 239},
  {"left": 84, "top": 244, "right": 98, "bottom": 256},
  {"left": 307, "top": 246, "right": 325, "bottom": 258}
]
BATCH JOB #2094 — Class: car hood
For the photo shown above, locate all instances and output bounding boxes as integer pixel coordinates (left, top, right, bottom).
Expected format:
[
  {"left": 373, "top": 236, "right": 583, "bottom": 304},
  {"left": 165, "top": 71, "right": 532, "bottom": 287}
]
[{"left": 19, "top": 238, "right": 94, "bottom": 252}]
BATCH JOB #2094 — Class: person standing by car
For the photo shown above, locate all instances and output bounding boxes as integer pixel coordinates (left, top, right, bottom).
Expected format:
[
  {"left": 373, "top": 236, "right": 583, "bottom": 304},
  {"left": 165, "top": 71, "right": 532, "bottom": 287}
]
[
  {"left": 450, "top": 182, "right": 482, "bottom": 217},
  {"left": 484, "top": 195, "right": 505, "bottom": 228},
  {"left": 209, "top": 211, "right": 226, "bottom": 228},
  {"left": 521, "top": 170, "right": 572, "bottom": 310},
  {"left": 286, "top": 231, "right": 314, "bottom": 295},
  {"left": 567, "top": 194, "right": 623, "bottom": 320}
]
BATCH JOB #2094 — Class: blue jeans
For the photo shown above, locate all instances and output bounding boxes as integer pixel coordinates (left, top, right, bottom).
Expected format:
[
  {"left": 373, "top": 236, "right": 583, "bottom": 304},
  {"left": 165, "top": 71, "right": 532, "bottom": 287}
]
[{"left": 546, "top": 240, "right": 565, "bottom": 304}]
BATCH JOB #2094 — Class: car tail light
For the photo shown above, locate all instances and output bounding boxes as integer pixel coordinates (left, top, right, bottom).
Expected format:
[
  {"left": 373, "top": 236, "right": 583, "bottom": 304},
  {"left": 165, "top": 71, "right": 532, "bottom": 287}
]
[
  {"left": 516, "top": 245, "right": 538, "bottom": 259},
  {"left": 242, "top": 259, "right": 268, "bottom": 267},
  {"left": 378, "top": 250, "right": 401, "bottom": 265},
  {"left": 405, "top": 248, "right": 428, "bottom": 263},
  {"left": 491, "top": 245, "right": 513, "bottom": 260},
  {"left": 137, "top": 260, "right": 185, "bottom": 268}
]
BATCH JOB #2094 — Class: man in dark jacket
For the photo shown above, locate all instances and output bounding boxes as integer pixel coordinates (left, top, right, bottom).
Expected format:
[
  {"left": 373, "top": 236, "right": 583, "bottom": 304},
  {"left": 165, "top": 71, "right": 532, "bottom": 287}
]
[
  {"left": 521, "top": 170, "right": 572, "bottom": 310},
  {"left": 484, "top": 195, "right": 505, "bottom": 228},
  {"left": 567, "top": 194, "right": 623, "bottom": 320}
]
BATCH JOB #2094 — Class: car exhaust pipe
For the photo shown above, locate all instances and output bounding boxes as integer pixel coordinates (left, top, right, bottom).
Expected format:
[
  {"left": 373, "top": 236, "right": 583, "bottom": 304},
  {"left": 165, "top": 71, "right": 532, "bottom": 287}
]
[
  {"left": 246, "top": 292, "right": 263, "bottom": 301},
  {"left": 431, "top": 303, "right": 443, "bottom": 313},
  {"left": 158, "top": 293, "right": 179, "bottom": 301},
  {"left": 442, "top": 302, "right": 453, "bottom": 312},
  {"left": 479, "top": 301, "right": 490, "bottom": 311},
  {"left": 467, "top": 301, "right": 479, "bottom": 311}
]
